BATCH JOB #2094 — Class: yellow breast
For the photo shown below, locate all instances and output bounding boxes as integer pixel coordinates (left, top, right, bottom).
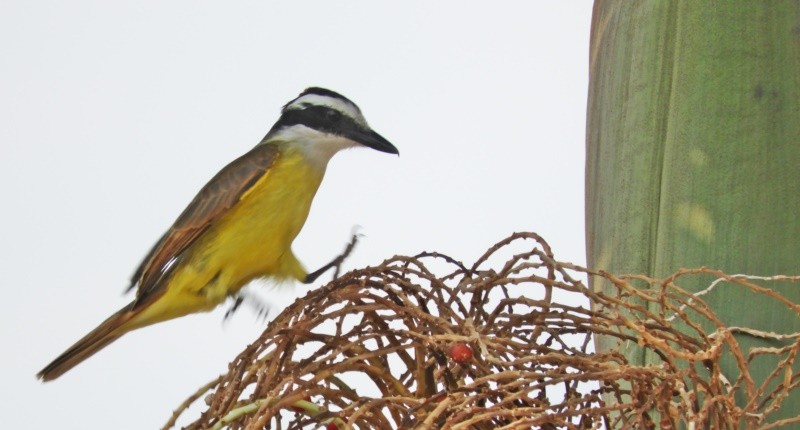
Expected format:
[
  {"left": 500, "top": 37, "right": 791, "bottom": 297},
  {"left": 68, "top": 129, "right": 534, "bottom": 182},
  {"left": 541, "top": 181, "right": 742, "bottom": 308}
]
[
  {"left": 138, "top": 145, "right": 326, "bottom": 323},
  {"left": 203, "top": 146, "right": 325, "bottom": 284}
]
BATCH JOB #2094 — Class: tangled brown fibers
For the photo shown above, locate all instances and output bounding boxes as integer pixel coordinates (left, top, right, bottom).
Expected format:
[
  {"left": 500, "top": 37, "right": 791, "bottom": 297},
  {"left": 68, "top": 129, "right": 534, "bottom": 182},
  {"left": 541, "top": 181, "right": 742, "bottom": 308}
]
[{"left": 163, "top": 232, "right": 800, "bottom": 429}]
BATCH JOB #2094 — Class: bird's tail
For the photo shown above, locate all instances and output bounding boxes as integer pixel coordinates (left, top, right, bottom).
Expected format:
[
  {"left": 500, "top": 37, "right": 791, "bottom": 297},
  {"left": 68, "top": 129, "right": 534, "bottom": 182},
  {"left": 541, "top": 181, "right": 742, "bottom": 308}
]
[{"left": 37, "top": 303, "right": 137, "bottom": 382}]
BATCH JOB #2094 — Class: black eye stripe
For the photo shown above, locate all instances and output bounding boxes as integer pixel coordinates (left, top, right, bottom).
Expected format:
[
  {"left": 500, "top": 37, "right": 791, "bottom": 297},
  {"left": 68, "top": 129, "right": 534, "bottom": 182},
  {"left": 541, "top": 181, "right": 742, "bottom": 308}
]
[{"left": 272, "top": 106, "right": 359, "bottom": 136}]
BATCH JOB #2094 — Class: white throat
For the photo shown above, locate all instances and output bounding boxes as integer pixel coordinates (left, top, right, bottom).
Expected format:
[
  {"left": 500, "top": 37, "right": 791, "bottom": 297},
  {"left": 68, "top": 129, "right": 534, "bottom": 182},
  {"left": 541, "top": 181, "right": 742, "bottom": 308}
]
[{"left": 266, "top": 124, "right": 356, "bottom": 169}]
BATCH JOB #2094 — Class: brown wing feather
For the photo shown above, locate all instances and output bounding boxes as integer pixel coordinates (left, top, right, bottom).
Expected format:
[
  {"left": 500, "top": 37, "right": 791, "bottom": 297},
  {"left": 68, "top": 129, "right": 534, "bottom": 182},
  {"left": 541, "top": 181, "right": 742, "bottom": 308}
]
[{"left": 130, "top": 144, "right": 280, "bottom": 305}]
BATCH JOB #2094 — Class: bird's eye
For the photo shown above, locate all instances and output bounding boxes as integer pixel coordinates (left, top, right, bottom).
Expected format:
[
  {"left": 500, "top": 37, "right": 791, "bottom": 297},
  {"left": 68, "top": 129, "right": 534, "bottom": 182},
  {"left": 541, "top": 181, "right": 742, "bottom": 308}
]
[{"left": 326, "top": 110, "right": 342, "bottom": 122}]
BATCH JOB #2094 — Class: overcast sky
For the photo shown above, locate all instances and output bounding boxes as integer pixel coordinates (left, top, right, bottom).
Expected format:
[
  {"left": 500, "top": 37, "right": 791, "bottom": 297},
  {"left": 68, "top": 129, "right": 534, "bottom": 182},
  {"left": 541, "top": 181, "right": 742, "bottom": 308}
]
[{"left": 1, "top": 2, "right": 593, "bottom": 428}]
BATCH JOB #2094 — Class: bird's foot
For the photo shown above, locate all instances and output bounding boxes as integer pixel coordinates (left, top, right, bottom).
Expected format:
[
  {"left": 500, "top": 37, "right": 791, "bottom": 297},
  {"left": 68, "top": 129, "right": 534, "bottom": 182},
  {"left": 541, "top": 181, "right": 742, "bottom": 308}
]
[
  {"left": 223, "top": 292, "right": 270, "bottom": 321},
  {"left": 304, "top": 229, "right": 362, "bottom": 284}
]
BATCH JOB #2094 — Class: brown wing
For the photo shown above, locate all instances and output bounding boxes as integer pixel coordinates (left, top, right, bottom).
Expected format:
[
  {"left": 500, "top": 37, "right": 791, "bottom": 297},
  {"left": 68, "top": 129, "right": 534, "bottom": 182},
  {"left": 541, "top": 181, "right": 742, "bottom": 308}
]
[{"left": 129, "top": 143, "right": 280, "bottom": 304}]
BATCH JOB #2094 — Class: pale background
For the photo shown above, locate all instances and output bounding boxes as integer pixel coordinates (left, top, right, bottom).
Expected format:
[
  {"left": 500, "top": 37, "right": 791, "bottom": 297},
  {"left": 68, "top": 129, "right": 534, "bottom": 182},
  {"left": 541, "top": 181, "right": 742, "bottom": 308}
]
[{"left": 0, "top": 2, "right": 593, "bottom": 428}]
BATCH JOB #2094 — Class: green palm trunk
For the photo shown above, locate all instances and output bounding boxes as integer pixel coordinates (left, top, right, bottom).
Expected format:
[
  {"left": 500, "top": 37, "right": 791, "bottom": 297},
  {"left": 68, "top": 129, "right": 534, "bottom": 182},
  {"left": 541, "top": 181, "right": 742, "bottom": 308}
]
[{"left": 586, "top": 1, "right": 800, "bottom": 422}]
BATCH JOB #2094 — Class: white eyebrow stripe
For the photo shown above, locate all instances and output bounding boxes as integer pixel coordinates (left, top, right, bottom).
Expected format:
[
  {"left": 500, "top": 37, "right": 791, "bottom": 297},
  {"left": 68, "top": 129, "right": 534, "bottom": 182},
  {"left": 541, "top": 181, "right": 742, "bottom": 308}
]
[{"left": 285, "top": 94, "right": 367, "bottom": 126}]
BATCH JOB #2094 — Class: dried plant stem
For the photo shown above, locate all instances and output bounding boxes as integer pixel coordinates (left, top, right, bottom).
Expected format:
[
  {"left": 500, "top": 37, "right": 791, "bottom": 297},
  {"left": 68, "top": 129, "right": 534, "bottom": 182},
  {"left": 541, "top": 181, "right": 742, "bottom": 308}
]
[{"left": 163, "top": 232, "right": 800, "bottom": 429}]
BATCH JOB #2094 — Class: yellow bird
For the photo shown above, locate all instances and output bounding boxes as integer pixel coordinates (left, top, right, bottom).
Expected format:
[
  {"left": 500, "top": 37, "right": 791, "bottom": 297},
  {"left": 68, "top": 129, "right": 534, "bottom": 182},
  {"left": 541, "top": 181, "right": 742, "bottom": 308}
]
[{"left": 38, "top": 87, "right": 398, "bottom": 381}]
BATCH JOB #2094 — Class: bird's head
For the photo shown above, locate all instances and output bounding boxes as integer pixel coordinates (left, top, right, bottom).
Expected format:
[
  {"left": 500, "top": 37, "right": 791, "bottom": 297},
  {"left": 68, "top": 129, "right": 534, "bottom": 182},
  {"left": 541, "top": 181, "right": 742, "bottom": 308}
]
[{"left": 262, "top": 87, "right": 398, "bottom": 163}]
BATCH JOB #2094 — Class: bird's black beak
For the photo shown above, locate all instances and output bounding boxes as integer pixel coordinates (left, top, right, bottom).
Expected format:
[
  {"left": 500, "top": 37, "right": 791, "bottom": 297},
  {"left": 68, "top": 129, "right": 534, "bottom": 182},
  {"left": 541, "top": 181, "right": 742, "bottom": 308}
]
[{"left": 348, "top": 128, "right": 399, "bottom": 155}]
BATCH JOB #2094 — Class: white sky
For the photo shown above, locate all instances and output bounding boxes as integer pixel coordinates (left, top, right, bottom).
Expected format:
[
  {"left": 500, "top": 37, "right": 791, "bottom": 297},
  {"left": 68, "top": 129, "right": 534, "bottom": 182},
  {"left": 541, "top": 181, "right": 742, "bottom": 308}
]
[{"left": 1, "top": 2, "right": 593, "bottom": 428}]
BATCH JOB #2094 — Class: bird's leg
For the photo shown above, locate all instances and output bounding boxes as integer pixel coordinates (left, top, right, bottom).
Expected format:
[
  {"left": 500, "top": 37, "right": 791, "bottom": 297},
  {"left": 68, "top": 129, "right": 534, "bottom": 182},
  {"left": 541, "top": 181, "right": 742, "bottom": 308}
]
[
  {"left": 223, "top": 291, "right": 271, "bottom": 321},
  {"left": 304, "top": 232, "right": 360, "bottom": 284},
  {"left": 223, "top": 296, "right": 244, "bottom": 320}
]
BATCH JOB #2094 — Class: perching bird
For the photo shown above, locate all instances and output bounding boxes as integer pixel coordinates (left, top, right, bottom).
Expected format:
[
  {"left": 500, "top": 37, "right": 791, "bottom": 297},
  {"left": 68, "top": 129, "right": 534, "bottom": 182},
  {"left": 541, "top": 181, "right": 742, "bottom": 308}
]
[{"left": 37, "top": 87, "right": 398, "bottom": 381}]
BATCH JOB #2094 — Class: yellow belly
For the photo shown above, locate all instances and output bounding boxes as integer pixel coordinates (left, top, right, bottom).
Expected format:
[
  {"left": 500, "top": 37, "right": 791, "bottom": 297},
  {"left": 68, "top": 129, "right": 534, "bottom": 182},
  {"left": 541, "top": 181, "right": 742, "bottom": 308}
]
[
  {"left": 131, "top": 147, "right": 325, "bottom": 325},
  {"left": 201, "top": 150, "right": 324, "bottom": 286}
]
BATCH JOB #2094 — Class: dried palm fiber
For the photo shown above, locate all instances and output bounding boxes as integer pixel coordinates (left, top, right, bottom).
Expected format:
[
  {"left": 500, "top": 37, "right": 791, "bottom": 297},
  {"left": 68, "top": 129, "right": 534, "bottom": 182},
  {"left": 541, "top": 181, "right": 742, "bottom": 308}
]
[{"left": 164, "top": 232, "right": 800, "bottom": 430}]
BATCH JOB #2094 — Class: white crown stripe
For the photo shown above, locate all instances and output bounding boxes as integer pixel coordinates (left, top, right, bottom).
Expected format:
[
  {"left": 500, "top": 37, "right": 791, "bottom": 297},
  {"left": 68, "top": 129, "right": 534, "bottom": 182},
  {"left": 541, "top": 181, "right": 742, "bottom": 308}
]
[{"left": 284, "top": 94, "right": 368, "bottom": 128}]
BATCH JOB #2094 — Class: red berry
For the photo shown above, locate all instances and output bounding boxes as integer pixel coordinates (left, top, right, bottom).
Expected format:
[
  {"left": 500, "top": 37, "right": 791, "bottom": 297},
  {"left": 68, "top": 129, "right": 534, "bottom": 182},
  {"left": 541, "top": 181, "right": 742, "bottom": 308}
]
[
  {"left": 325, "top": 423, "right": 339, "bottom": 430},
  {"left": 449, "top": 343, "right": 473, "bottom": 363}
]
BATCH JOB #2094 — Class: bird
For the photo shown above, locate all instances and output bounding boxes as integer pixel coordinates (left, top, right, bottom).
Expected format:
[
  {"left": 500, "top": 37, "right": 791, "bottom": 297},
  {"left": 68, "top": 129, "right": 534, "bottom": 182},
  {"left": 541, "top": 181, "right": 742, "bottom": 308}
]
[{"left": 37, "top": 87, "right": 398, "bottom": 381}]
